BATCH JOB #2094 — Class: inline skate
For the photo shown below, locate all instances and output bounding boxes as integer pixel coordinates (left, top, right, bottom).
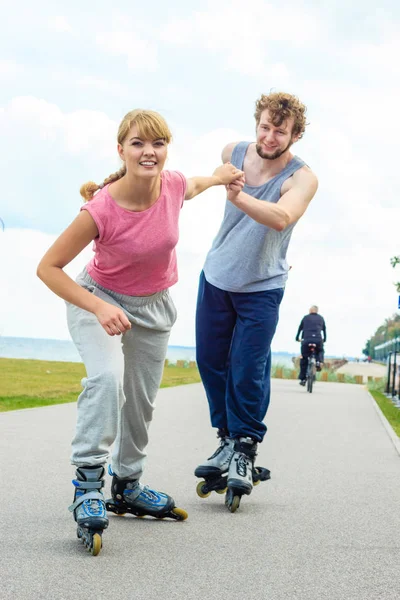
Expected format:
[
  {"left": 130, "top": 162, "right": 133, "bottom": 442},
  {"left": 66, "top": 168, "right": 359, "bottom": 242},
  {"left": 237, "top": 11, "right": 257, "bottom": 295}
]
[
  {"left": 68, "top": 465, "right": 109, "bottom": 556},
  {"left": 105, "top": 467, "right": 188, "bottom": 521},
  {"left": 194, "top": 429, "right": 235, "bottom": 498},
  {"left": 225, "top": 437, "right": 271, "bottom": 513}
]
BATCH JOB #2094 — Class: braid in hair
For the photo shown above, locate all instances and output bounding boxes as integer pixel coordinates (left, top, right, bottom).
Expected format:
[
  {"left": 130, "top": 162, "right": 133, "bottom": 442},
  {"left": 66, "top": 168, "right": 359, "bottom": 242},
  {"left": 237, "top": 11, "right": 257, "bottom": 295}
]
[{"left": 79, "top": 164, "right": 127, "bottom": 202}]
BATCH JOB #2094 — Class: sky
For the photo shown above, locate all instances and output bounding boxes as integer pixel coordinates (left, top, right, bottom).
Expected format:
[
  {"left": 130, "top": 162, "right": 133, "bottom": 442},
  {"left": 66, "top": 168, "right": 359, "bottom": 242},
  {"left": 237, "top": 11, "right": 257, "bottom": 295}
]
[{"left": 1, "top": 0, "right": 399, "bottom": 358}]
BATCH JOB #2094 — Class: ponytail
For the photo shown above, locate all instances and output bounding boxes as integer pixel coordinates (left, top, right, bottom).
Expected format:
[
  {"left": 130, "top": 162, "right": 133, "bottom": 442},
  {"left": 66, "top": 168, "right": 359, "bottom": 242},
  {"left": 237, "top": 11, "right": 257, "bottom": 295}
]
[{"left": 79, "top": 164, "right": 127, "bottom": 201}]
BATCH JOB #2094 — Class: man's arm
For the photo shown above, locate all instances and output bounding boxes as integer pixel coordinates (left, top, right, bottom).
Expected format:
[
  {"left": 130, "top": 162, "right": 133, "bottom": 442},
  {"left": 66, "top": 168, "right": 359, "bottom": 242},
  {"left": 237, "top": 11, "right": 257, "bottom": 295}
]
[
  {"left": 322, "top": 318, "right": 327, "bottom": 342},
  {"left": 227, "top": 167, "right": 318, "bottom": 231},
  {"left": 296, "top": 319, "right": 304, "bottom": 342},
  {"left": 221, "top": 142, "right": 239, "bottom": 164}
]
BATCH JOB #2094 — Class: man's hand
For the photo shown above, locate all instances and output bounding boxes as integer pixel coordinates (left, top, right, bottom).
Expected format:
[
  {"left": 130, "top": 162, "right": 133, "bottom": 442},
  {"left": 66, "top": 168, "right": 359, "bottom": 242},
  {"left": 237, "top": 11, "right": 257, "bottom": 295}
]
[
  {"left": 212, "top": 162, "right": 244, "bottom": 185},
  {"left": 226, "top": 174, "right": 245, "bottom": 201}
]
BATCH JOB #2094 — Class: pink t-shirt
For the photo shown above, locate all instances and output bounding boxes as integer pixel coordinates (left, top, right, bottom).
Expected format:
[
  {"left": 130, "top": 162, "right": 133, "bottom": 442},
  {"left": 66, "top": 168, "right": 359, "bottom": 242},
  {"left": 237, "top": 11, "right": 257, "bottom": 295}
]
[{"left": 81, "top": 170, "right": 187, "bottom": 296}]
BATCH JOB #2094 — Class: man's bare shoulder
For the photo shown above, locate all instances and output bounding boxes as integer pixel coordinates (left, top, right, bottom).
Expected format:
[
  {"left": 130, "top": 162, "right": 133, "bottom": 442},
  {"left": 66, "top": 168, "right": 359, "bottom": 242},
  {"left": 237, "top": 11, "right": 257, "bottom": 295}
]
[
  {"left": 221, "top": 141, "right": 241, "bottom": 163},
  {"left": 281, "top": 163, "right": 318, "bottom": 197},
  {"left": 296, "top": 164, "right": 318, "bottom": 184},
  {"left": 291, "top": 164, "right": 318, "bottom": 190}
]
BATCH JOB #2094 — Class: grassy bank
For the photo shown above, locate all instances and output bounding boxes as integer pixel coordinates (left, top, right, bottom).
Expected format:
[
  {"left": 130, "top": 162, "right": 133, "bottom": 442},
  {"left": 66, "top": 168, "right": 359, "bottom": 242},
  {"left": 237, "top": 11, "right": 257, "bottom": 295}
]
[
  {"left": 271, "top": 362, "right": 361, "bottom": 384},
  {"left": 0, "top": 357, "right": 201, "bottom": 412},
  {"left": 1, "top": 356, "right": 387, "bottom": 413},
  {"left": 369, "top": 389, "right": 400, "bottom": 437}
]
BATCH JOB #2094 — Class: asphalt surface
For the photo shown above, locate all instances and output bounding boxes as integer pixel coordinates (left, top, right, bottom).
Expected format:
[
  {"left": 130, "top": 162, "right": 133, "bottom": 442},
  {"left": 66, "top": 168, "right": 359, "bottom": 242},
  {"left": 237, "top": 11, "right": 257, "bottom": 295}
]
[{"left": 1, "top": 379, "right": 399, "bottom": 600}]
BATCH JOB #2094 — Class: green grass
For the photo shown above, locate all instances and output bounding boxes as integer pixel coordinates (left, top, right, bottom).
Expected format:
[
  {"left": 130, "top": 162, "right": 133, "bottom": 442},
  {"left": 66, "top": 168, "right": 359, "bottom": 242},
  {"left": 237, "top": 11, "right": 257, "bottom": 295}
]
[
  {"left": 270, "top": 361, "right": 360, "bottom": 384},
  {"left": 367, "top": 377, "right": 387, "bottom": 393},
  {"left": 369, "top": 389, "right": 400, "bottom": 438},
  {"left": 1, "top": 355, "right": 387, "bottom": 413},
  {"left": 318, "top": 371, "right": 358, "bottom": 384},
  {"left": 0, "top": 357, "right": 201, "bottom": 412},
  {"left": 271, "top": 362, "right": 297, "bottom": 379}
]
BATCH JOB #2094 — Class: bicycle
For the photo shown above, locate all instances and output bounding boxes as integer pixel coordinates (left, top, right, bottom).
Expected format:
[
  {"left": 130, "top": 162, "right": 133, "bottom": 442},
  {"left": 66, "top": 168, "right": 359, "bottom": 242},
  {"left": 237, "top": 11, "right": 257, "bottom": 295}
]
[{"left": 306, "top": 343, "right": 317, "bottom": 393}]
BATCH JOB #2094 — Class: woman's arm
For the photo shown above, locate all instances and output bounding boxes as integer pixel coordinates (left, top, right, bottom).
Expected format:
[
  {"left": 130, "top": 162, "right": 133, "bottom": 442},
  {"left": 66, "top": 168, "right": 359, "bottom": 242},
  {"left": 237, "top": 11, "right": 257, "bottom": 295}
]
[
  {"left": 37, "top": 211, "right": 131, "bottom": 336},
  {"left": 184, "top": 163, "right": 243, "bottom": 200}
]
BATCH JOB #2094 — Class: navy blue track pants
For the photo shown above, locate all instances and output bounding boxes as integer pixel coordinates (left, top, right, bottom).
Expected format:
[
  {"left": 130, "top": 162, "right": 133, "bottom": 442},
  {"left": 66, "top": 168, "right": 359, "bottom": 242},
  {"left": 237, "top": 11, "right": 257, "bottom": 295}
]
[{"left": 195, "top": 272, "right": 284, "bottom": 442}]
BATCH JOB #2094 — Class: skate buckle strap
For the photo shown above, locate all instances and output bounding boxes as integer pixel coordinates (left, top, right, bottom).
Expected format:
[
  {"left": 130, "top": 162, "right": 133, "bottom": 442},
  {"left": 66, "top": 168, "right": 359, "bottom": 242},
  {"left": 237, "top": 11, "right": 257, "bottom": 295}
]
[
  {"left": 72, "top": 479, "right": 104, "bottom": 490},
  {"left": 68, "top": 491, "right": 105, "bottom": 512}
]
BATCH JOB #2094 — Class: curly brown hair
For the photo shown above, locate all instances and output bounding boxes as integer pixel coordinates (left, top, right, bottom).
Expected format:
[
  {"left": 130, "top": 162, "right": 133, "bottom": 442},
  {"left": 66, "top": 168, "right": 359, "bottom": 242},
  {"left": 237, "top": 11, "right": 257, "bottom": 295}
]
[{"left": 254, "top": 92, "right": 307, "bottom": 139}]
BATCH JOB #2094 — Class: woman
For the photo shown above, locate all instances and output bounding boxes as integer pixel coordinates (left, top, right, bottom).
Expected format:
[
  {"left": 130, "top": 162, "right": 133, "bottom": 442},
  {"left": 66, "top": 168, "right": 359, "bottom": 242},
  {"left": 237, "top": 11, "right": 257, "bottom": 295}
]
[{"left": 37, "top": 109, "right": 243, "bottom": 555}]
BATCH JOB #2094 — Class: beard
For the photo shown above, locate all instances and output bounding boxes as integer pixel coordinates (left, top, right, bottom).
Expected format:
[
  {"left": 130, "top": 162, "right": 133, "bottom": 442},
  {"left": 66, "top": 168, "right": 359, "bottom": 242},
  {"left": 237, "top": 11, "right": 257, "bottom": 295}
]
[{"left": 256, "top": 139, "right": 293, "bottom": 160}]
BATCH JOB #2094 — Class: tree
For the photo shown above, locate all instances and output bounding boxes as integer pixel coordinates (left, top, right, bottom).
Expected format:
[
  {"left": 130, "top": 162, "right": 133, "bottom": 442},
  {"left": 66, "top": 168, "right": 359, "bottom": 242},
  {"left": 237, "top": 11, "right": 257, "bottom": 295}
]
[
  {"left": 391, "top": 255, "right": 400, "bottom": 293},
  {"left": 362, "top": 339, "right": 371, "bottom": 357},
  {"left": 363, "top": 313, "right": 400, "bottom": 358}
]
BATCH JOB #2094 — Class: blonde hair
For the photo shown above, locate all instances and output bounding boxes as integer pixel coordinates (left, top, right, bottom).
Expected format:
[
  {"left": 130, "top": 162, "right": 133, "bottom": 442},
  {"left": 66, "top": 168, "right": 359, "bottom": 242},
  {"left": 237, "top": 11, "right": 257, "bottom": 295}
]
[
  {"left": 80, "top": 109, "right": 173, "bottom": 201},
  {"left": 254, "top": 92, "right": 307, "bottom": 139}
]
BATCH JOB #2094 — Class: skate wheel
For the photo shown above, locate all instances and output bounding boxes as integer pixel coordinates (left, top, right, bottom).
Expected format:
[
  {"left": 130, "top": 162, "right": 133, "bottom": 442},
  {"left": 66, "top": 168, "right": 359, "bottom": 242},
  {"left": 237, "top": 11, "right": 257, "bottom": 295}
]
[
  {"left": 172, "top": 508, "right": 188, "bottom": 521},
  {"left": 253, "top": 479, "right": 260, "bottom": 486},
  {"left": 136, "top": 515, "right": 145, "bottom": 519},
  {"left": 216, "top": 487, "right": 227, "bottom": 494},
  {"left": 229, "top": 496, "right": 240, "bottom": 513},
  {"left": 196, "top": 481, "right": 211, "bottom": 498},
  {"left": 91, "top": 533, "right": 102, "bottom": 556}
]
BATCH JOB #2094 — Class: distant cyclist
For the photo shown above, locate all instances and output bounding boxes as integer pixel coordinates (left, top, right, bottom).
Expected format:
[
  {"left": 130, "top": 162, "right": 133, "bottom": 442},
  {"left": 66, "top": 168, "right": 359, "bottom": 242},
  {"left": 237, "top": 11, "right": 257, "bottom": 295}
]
[{"left": 296, "top": 305, "right": 327, "bottom": 386}]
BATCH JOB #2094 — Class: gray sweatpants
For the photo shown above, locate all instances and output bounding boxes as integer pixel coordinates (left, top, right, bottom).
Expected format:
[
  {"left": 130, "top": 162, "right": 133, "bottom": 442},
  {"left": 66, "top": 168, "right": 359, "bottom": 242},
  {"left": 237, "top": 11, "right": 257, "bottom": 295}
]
[{"left": 66, "top": 269, "right": 177, "bottom": 480}]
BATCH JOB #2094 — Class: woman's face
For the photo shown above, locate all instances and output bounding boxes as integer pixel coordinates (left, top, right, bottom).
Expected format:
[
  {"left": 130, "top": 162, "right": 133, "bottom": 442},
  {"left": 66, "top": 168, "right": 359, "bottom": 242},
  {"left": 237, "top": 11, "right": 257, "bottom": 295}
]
[{"left": 118, "top": 124, "right": 168, "bottom": 179}]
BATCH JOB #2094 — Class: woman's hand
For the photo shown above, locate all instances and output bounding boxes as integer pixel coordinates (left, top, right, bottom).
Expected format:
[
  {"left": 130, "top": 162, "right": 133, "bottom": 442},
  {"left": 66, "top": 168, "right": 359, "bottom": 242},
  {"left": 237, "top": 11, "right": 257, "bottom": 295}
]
[
  {"left": 212, "top": 162, "right": 244, "bottom": 185},
  {"left": 226, "top": 174, "right": 246, "bottom": 201},
  {"left": 95, "top": 302, "right": 132, "bottom": 336}
]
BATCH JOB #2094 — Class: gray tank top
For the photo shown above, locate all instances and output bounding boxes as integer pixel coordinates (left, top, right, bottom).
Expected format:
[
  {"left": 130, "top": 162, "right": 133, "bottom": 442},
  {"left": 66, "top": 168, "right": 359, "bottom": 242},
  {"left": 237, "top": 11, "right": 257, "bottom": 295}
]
[{"left": 203, "top": 141, "right": 306, "bottom": 292}]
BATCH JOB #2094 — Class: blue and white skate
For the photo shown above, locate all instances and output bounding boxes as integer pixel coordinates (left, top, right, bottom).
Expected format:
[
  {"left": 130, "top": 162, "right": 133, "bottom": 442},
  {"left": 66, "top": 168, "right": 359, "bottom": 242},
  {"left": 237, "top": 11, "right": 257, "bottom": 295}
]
[
  {"left": 68, "top": 466, "right": 109, "bottom": 556},
  {"left": 106, "top": 467, "right": 188, "bottom": 521}
]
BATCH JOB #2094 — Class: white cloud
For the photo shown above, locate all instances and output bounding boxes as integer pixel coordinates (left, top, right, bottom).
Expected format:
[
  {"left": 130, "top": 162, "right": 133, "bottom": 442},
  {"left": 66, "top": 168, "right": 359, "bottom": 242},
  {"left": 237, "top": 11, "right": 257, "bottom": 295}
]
[
  {"left": 0, "top": 228, "right": 93, "bottom": 340},
  {"left": 96, "top": 31, "right": 158, "bottom": 71},
  {"left": 160, "top": 0, "right": 323, "bottom": 77},
  {"left": 0, "top": 96, "right": 120, "bottom": 230},
  {"left": 76, "top": 75, "right": 131, "bottom": 97},
  {"left": 2, "top": 96, "right": 117, "bottom": 157},
  {"left": 48, "top": 16, "right": 73, "bottom": 34},
  {"left": 0, "top": 60, "right": 22, "bottom": 77}
]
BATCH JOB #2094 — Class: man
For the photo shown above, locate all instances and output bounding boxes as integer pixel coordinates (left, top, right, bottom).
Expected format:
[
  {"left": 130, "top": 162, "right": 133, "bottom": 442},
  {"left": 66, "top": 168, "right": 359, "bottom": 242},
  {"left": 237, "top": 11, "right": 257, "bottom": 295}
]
[
  {"left": 194, "top": 91, "right": 318, "bottom": 511},
  {"left": 296, "top": 305, "right": 327, "bottom": 386}
]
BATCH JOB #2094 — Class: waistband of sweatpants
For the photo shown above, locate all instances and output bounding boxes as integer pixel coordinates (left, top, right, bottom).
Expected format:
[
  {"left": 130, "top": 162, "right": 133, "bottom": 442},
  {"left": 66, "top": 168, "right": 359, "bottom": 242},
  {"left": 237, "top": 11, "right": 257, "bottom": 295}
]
[{"left": 78, "top": 267, "right": 170, "bottom": 308}]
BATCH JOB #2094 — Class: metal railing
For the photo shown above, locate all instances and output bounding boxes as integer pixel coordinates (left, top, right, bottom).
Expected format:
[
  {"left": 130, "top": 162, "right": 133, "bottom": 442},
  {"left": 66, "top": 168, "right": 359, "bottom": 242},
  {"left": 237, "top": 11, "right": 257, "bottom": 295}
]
[
  {"left": 375, "top": 338, "right": 400, "bottom": 404},
  {"left": 374, "top": 337, "right": 400, "bottom": 361}
]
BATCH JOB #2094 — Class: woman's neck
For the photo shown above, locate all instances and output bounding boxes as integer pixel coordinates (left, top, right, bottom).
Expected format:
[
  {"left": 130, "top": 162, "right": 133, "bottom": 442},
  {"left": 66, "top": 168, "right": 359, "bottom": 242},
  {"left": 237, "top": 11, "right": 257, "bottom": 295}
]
[{"left": 109, "top": 173, "right": 162, "bottom": 211}]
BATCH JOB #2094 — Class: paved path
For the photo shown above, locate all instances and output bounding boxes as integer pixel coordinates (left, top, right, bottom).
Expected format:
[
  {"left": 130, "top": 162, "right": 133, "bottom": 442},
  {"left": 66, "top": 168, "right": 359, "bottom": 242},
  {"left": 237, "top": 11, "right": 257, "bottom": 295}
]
[
  {"left": 1, "top": 380, "right": 400, "bottom": 600},
  {"left": 336, "top": 361, "right": 386, "bottom": 382}
]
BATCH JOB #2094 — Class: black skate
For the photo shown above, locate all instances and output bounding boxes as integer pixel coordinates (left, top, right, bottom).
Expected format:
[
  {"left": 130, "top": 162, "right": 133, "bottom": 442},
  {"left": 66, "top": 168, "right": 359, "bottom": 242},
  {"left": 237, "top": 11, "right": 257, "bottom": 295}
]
[
  {"left": 106, "top": 467, "right": 188, "bottom": 521},
  {"left": 253, "top": 466, "right": 271, "bottom": 486},
  {"left": 195, "top": 431, "right": 235, "bottom": 498},
  {"left": 68, "top": 466, "right": 109, "bottom": 556},
  {"left": 195, "top": 472, "right": 229, "bottom": 498},
  {"left": 225, "top": 438, "right": 270, "bottom": 513}
]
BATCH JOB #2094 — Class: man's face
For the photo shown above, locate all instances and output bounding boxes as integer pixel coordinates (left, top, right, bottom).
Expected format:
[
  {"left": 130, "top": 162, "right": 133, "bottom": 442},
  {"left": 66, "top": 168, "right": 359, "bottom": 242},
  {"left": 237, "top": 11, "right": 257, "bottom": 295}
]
[{"left": 256, "top": 109, "right": 298, "bottom": 160}]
